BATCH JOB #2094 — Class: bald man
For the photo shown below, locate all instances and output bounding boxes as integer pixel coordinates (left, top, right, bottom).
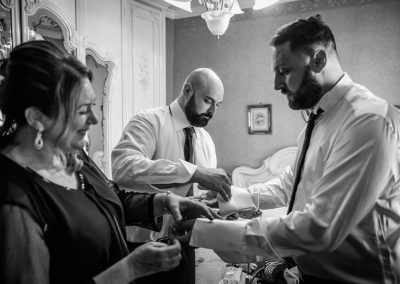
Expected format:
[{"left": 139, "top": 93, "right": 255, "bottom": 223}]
[{"left": 111, "top": 68, "right": 231, "bottom": 284}]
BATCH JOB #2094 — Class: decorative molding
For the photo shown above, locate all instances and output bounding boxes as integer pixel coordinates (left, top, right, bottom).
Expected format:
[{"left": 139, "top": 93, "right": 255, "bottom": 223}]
[
  {"left": 21, "top": 0, "right": 77, "bottom": 55},
  {"left": 84, "top": 39, "right": 117, "bottom": 177},
  {"left": 0, "top": 0, "right": 14, "bottom": 9},
  {"left": 122, "top": 0, "right": 166, "bottom": 125},
  {"left": 0, "top": 0, "right": 20, "bottom": 47},
  {"left": 174, "top": 0, "right": 397, "bottom": 29},
  {"left": 23, "top": 0, "right": 42, "bottom": 15},
  {"left": 84, "top": 40, "right": 116, "bottom": 96}
]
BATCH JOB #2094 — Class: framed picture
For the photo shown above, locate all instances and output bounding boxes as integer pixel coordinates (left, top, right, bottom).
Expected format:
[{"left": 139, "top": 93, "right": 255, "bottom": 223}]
[{"left": 248, "top": 104, "right": 272, "bottom": 134}]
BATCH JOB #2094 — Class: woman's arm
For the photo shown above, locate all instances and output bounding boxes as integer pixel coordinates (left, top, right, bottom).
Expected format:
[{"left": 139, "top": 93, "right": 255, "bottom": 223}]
[{"left": 0, "top": 204, "right": 50, "bottom": 284}]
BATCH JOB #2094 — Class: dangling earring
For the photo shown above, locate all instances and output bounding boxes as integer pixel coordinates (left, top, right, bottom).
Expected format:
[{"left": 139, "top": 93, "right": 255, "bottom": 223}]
[{"left": 34, "top": 127, "right": 44, "bottom": 150}]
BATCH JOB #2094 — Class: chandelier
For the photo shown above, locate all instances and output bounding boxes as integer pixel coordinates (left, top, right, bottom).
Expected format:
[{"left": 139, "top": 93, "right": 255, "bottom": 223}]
[
  {"left": 200, "top": 0, "right": 240, "bottom": 38},
  {"left": 164, "top": 0, "right": 280, "bottom": 38}
]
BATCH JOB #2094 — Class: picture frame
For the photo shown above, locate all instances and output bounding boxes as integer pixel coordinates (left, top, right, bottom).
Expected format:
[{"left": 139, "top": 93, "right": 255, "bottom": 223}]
[{"left": 248, "top": 104, "right": 272, "bottom": 134}]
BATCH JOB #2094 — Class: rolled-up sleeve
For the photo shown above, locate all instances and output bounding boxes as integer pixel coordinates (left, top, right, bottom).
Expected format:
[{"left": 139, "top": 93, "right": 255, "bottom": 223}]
[{"left": 112, "top": 113, "right": 195, "bottom": 192}]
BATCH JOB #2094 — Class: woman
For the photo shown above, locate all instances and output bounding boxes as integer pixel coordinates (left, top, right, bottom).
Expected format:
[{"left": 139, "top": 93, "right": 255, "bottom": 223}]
[{"left": 0, "top": 40, "right": 218, "bottom": 284}]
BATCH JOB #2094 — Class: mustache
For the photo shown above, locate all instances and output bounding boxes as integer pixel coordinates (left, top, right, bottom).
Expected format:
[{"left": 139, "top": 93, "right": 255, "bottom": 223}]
[{"left": 199, "top": 113, "right": 213, "bottom": 119}]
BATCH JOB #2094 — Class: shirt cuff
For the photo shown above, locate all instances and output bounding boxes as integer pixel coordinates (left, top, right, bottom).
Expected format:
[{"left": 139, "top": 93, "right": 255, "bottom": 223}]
[{"left": 179, "top": 159, "right": 198, "bottom": 180}]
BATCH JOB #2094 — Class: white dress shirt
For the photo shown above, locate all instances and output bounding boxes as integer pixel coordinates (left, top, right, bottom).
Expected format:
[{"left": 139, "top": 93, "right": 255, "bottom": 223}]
[
  {"left": 112, "top": 99, "right": 217, "bottom": 241},
  {"left": 196, "top": 74, "right": 400, "bottom": 283}
]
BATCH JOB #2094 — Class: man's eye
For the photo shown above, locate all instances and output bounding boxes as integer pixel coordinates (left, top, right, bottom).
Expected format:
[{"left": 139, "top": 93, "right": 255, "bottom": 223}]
[
  {"left": 78, "top": 108, "right": 90, "bottom": 114},
  {"left": 280, "top": 69, "right": 289, "bottom": 76}
]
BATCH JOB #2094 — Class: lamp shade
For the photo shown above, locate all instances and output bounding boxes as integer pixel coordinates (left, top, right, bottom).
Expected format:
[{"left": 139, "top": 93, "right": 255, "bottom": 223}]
[{"left": 201, "top": 10, "right": 234, "bottom": 37}]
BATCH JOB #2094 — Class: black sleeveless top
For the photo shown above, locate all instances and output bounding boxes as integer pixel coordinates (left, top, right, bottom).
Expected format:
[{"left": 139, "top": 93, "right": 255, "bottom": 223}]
[{"left": 0, "top": 153, "right": 129, "bottom": 284}]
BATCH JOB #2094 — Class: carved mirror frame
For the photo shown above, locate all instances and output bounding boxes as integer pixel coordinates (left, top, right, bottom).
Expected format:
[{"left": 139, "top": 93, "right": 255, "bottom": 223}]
[
  {"left": 0, "top": 0, "right": 21, "bottom": 57},
  {"left": 84, "top": 40, "right": 116, "bottom": 176},
  {"left": 20, "top": 0, "right": 78, "bottom": 55}
]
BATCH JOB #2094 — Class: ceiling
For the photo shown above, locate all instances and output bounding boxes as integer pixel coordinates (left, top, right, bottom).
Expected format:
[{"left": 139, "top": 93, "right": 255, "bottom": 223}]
[{"left": 138, "top": 0, "right": 289, "bottom": 19}]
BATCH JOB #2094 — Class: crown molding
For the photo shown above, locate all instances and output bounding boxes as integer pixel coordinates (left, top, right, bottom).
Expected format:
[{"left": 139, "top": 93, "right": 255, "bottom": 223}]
[{"left": 135, "top": 0, "right": 176, "bottom": 18}]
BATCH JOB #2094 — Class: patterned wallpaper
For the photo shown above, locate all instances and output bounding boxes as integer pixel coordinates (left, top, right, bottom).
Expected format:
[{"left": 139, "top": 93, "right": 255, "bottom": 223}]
[{"left": 170, "top": 0, "right": 400, "bottom": 172}]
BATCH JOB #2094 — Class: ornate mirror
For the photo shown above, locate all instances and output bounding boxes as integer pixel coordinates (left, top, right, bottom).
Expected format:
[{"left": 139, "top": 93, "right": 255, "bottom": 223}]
[
  {"left": 84, "top": 44, "right": 115, "bottom": 176},
  {"left": 21, "top": 0, "right": 77, "bottom": 55},
  {"left": 0, "top": 0, "right": 19, "bottom": 59}
]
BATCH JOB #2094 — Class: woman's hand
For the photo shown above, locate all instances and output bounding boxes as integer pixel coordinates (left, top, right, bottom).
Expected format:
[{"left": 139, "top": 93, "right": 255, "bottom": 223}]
[
  {"left": 93, "top": 240, "right": 182, "bottom": 283},
  {"left": 127, "top": 239, "right": 182, "bottom": 279},
  {"left": 164, "top": 193, "right": 221, "bottom": 223}
]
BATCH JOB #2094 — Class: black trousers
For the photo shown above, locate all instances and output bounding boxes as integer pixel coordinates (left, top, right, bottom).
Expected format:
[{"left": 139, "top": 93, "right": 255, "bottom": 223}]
[
  {"left": 299, "top": 271, "right": 350, "bottom": 284},
  {"left": 127, "top": 242, "right": 195, "bottom": 284}
]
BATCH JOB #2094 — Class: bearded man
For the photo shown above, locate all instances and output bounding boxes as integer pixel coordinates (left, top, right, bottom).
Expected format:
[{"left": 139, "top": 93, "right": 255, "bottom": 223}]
[
  {"left": 111, "top": 67, "right": 231, "bottom": 284},
  {"left": 191, "top": 15, "right": 400, "bottom": 284}
]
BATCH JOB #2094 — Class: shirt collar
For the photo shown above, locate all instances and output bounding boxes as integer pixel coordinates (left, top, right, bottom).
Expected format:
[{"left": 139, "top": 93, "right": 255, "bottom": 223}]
[
  {"left": 313, "top": 72, "right": 354, "bottom": 114},
  {"left": 169, "top": 99, "right": 195, "bottom": 132}
]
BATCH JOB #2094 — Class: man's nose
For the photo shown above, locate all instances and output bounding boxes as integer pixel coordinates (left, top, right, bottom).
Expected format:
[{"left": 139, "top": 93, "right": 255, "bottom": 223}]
[
  {"left": 208, "top": 103, "right": 217, "bottom": 115},
  {"left": 274, "top": 75, "right": 285, "bottom": 91}
]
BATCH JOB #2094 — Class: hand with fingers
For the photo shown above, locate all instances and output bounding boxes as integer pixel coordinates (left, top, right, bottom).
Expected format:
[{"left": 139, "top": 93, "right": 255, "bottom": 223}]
[
  {"left": 95, "top": 239, "right": 183, "bottom": 283},
  {"left": 191, "top": 167, "right": 232, "bottom": 201},
  {"left": 164, "top": 193, "right": 221, "bottom": 246},
  {"left": 163, "top": 192, "right": 221, "bottom": 223},
  {"left": 168, "top": 219, "right": 197, "bottom": 246},
  {"left": 127, "top": 239, "right": 182, "bottom": 280}
]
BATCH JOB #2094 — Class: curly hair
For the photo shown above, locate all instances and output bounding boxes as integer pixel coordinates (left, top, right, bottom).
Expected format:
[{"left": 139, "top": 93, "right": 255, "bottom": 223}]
[{"left": 270, "top": 14, "right": 337, "bottom": 54}]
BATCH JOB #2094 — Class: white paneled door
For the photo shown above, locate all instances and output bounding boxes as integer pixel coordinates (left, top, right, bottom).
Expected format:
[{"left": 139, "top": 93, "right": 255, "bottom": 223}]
[{"left": 122, "top": 0, "right": 166, "bottom": 125}]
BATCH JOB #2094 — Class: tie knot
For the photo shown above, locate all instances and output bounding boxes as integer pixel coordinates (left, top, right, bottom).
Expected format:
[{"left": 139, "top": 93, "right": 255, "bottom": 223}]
[
  {"left": 308, "top": 108, "right": 324, "bottom": 123},
  {"left": 184, "top": 127, "right": 194, "bottom": 138}
]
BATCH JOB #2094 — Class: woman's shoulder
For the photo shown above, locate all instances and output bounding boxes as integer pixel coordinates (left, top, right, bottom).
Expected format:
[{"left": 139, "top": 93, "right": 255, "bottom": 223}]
[{"left": 0, "top": 153, "right": 37, "bottom": 203}]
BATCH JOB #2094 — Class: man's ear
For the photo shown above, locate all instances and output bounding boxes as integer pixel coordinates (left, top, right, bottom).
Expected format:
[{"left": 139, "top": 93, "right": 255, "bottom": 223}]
[
  {"left": 310, "top": 49, "right": 327, "bottom": 72},
  {"left": 183, "top": 83, "right": 193, "bottom": 97},
  {"left": 24, "top": 107, "right": 46, "bottom": 131}
]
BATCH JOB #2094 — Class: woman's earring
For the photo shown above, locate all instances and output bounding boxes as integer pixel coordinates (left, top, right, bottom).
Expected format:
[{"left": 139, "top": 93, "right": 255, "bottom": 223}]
[{"left": 34, "top": 128, "right": 44, "bottom": 150}]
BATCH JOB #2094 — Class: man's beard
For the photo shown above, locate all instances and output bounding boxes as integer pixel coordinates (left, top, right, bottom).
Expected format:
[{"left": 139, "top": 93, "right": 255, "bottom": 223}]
[
  {"left": 286, "top": 66, "right": 323, "bottom": 110},
  {"left": 184, "top": 95, "right": 213, "bottom": 127}
]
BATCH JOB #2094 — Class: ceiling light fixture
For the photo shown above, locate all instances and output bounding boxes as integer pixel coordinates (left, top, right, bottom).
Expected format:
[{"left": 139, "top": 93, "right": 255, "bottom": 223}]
[
  {"left": 199, "top": 0, "right": 243, "bottom": 38},
  {"left": 165, "top": 0, "right": 282, "bottom": 38}
]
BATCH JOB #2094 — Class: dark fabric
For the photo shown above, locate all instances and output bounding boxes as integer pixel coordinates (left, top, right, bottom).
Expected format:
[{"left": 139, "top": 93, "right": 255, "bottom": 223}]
[
  {"left": 299, "top": 271, "right": 350, "bottom": 284},
  {"left": 184, "top": 127, "right": 195, "bottom": 197},
  {"left": 0, "top": 152, "right": 161, "bottom": 284},
  {"left": 184, "top": 126, "right": 194, "bottom": 163},
  {"left": 287, "top": 109, "right": 323, "bottom": 213},
  {"left": 78, "top": 150, "right": 162, "bottom": 230},
  {"left": 0, "top": 153, "right": 125, "bottom": 283},
  {"left": 130, "top": 242, "right": 195, "bottom": 284}
]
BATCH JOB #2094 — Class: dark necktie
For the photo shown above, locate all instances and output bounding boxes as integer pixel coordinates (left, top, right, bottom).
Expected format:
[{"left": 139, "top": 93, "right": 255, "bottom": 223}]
[
  {"left": 184, "top": 127, "right": 194, "bottom": 162},
  {"left": 287, "top": 109, "right": 323, "bottom": 214},
  {"left": 184, "top": 127, "right": 194, "bottom": 196}
]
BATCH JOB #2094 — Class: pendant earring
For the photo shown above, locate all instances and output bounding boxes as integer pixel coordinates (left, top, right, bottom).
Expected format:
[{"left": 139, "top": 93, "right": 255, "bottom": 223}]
[{"left": 34, "top": 129, "right": 44, "bottom": 150}]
